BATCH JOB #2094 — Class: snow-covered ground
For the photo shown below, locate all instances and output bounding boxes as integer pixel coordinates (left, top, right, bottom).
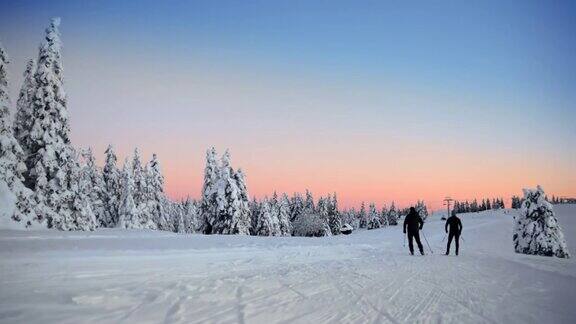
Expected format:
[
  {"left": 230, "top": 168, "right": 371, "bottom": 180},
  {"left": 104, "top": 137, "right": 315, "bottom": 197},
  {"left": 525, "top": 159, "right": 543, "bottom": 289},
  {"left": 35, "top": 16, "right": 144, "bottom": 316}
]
[{"left": 1, "top": 206, "right": 575, "bottom": 324}]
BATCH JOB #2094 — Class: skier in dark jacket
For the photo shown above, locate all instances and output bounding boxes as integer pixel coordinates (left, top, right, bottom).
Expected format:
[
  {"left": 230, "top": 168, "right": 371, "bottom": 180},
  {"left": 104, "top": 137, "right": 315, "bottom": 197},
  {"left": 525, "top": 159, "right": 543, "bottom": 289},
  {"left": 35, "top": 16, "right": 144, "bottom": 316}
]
[
  {"left": 445, "top": 210, "right": 463, "bottom": 255},
  {"left": 403, "top": 207, "right": 424, "bottom": 255}
]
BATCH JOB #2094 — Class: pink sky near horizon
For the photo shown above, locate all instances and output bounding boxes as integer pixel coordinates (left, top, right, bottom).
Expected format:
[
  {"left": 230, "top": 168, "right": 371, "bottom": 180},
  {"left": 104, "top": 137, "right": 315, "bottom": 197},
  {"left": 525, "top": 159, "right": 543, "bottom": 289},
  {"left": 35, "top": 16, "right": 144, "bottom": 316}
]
[{"left": 100, "top": 141, "right": 575, "bottom": 211}]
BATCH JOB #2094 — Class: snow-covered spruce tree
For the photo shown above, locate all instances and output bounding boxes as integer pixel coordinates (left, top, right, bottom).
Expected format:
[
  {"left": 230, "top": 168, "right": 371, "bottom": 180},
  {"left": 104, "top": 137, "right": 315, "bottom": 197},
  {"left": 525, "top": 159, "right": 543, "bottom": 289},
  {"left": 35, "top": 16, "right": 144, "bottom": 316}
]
[
  {"left": 480, "top": 199, "right": 486, "bottom": 211},
  {"left": 289, "top": 193, "right": 304, "bottom": 223},
  {"left": 13, "top": 58, "right": 36, "bottom": 158},
  {"left": 168, "top": 200, "right": 186, "bottom": 233},
  {"left": 387, "top": 202, "right": 399, "bottom": 226},
  {"left": 511, "top": 196, "right": 522, "bottom": 209},
  {"left": 380, "top": 205, "right": 389, "bottom": 227},
  {"left": 102, "top": 145, "right": 121, "bottom": 227},
  {"left": 341, "top": 208, "right": 357, "bottom": 229},
  {"left": 278, "top": 193, "right": 293, "bottom": 236},
  {"left": 145, "top": 153, "right": 169, "bottom": 231},
  {"left": 304, "top": 189, "right": 315, "bottom": 214},
  {"left": 130, "top": 148, "right": 156, "bottom": 229},
  {"left": 199, "top": 147, "right": 219, "bottom": 234},
  {"left": 249, "top": 197, "right": 260, "bottom": 235},
  {"left": 212, "top": 151, "right": 251, "bottom": 235},
  {"left": 183, "top": 197, "right": 199, "bottom": 233},
  {"left": 327, "top": 193, "right": 341, "bottom": 235},
  {"left": 67, "top": 152, "right": 97, "bottom": 231},
  {"left": 267, "top": 192, "right": 285, "bottom": 236},
  {"left": 416, "top": 200, "right": 428, "bottom": 220},
  {"left": 471, "top": 199, "right": 479, "bottom": 212},
  {"left": 232, "top": 167, "right": 252, "bottom": 233},
  {"left": 117, "top": 159, "right": 140, "bottom": 229},
  {"left": 255, "top": 198, "right": 281, "bottom": 236},
  {"left": 0, "top": 41, "right": 39, "bottom": 228},
  {"left": 367, "top": 203, "right": 381, "bottom": 229},
  {"left": 316, "top": 196, "right": 329, "bottom": 230},
  {"left": 24, "top": 18, "right": 84, "bottom": 230},
  {"left": 380, "top": 205, "right": 388, "bottom": 226},
  {"left": 131, "top": 149, "right": 145, "bottom": 207},
  {"left": 316, "top": 196, "right": 332, "bottom": 236},
  {"left": 358, "top": 202, "right": 367, "bottom": 228},
  {"left": 79, "top": 148, "right": 106, "bottom": 226},
  {"left": 513, "top": 185, "right": 570, "bottom": 258}
]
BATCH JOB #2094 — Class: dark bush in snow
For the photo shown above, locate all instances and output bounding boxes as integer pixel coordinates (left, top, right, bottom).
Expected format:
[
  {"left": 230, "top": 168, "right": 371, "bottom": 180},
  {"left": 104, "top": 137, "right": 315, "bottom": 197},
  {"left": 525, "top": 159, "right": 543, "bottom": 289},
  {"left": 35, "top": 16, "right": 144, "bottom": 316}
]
[{"left": 293, "top": 213, "right": 331, "bottom": 237}]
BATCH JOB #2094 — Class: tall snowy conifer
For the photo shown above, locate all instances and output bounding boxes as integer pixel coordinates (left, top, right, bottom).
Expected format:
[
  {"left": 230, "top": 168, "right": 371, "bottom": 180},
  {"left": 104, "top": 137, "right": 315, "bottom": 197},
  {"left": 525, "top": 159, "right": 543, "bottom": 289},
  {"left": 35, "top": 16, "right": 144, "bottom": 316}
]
[
  {"left": 416, "top": 200, "right": 428, "bottom": 220},
  {"left": 80, "top": 148, "right": 106, "bottom": 226},
  {"left": 13, "top": 59, "right": 36, "bottom": 158},
  {"left": 212, "top": 150, "right": 250, "bottom": 235},
  {"left": 289, "top": 193, "right": 304, "bottom": 223},
  {"left": 199, "top": 147, "right": 219, "bottom": 234},
  {"left": 117, "top": 159, "right": 139, "bottom": 229},
  {"left": 0, "top": 41, "right": 38, "bottom": 228},
  {"left": 130, "top": 148, "right": 156, "bottom": 229},
  {"left": 387, "top": 202, "right": 399, "bottom": 226},
  {"left": 146, "top": 153, "right": 169, "bottom": 230},
  {"left": 278, "top": 193, "right": 293, "bottom": 236},
  {"left": 304, "top": 189, "right": 315, "bottom": 214},
  {"left": 232, "top": 168, "right": 252, "bottom": 233},
  {"left": 67, "top": 152, "right": 97, "bottom": 231},
  {"left": 316, "top": 196, "right": 332, "bottom": 235},
  {"left": 26, "top": 18, "right": 80, "bottom": 229},
  {"left": 367, "top": 203, "right": 381, "bottom": 229},
  {"left": 183, "top": 198, "right": 199, "bottom": 233},
  {"left": 131, "top": 148, "right": 145, "bottom": 206},
  {"left": 102, "top": 145, "right": 121, "bottom": 227},
  {"left": 358, "top": 202, "right": 367, "bottom": 228},
  {"left": 327, "top": 193, "right": 341, "bottom": 234},
  {"left": 255, "top": 198, "right": 281, "bottom": 236}
]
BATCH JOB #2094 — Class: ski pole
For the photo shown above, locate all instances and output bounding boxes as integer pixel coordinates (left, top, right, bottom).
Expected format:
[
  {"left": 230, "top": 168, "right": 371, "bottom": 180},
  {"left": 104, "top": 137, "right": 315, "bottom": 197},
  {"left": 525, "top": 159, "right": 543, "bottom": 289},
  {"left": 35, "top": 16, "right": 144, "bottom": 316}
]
[
  {"left": 403, "top": 232, "right": 406, "bottom": 247},
  {"left": 422, "top": 230, "right": 433, "bottom": 254},
  {"left": 442, "top": 233, "right": 447, "bottom": 242}
]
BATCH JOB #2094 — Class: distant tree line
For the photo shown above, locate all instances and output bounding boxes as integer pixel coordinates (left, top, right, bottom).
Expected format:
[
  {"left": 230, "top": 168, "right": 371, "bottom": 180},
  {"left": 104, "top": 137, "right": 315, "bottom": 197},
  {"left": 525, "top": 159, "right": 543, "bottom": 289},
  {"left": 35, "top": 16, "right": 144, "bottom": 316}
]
[
  {"left": 511, "top": 195, "right": 574, "bottom": 209},
  {"left": 453, "top": 198, "right": 505, "bottom": 214}
]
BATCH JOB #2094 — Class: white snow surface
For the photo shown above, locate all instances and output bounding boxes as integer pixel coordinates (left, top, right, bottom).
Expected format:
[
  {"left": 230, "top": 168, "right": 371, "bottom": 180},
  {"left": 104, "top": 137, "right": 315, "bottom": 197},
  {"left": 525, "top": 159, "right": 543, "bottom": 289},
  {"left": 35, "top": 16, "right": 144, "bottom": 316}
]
[{"left": 1, "top": 206, "right": 576, "bottom": 323}]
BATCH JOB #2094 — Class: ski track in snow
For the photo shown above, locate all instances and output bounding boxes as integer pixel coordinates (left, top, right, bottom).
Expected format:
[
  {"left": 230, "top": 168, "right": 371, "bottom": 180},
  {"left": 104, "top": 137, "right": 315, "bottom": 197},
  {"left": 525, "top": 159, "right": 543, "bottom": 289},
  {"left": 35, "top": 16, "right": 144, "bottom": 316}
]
[{"left": 1, "top": 205, "right": 576, "bottom": 323}]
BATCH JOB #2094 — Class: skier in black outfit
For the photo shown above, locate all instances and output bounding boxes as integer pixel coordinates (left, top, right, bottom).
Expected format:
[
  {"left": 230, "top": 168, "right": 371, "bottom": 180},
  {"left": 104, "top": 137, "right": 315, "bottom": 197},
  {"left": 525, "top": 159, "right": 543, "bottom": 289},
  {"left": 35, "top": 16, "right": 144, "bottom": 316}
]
[
  {"left": 445, "top": 210, "right": 463, "bottom": 255},
  {"left": 403, "top": 207, "right": 424, "bottom": 255}
]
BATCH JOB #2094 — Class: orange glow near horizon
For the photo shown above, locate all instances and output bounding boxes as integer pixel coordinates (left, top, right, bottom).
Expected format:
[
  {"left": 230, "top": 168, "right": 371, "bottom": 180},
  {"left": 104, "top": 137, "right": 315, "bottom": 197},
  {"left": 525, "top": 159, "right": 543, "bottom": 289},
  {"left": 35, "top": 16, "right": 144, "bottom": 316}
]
[{"left": 150, "top": 143, "right": 575, "bottom": 211}]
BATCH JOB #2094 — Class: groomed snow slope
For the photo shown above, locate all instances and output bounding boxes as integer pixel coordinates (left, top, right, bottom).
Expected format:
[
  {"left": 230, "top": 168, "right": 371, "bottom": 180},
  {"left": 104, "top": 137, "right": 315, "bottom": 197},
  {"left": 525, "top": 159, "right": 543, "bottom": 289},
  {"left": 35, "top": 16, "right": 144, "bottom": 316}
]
[{"left": 1, "top": 205, "right": 575, "bottom": 323}]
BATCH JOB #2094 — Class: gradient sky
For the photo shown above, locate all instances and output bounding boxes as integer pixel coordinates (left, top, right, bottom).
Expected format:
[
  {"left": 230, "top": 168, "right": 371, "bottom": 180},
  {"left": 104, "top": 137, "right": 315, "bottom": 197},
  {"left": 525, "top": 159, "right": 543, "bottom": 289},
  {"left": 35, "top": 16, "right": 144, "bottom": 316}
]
[{"left": 1, "top": 0, "right": 575, "bottom": 210}]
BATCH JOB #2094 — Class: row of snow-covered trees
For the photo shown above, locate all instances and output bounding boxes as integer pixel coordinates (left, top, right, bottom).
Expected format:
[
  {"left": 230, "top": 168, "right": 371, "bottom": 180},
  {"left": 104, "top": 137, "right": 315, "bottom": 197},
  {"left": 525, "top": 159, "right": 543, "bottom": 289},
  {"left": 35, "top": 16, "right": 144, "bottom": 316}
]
[
  {"left": 0, "top": 17, "right": 426, "bottom": 237},
  {"left": 339, "top": 200, "right": 429, "bottom": 230},
  {"left": 453, "top": 198, "right": 505, "bottom": 214},
  {"left": 510, "top": 194, "right": 572, "bottom": 209},
  {"left": 0, "top": 18, "right": 97, "bottom": 230},
  {"left": 0, "top": 19, "right": 193, "bottom": 231},
  {"left": 196, "top": 149, "right": 422, "bottom": 237},
  {"left": 550, "top": 196, "right": 576, "bottom": 204}
]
